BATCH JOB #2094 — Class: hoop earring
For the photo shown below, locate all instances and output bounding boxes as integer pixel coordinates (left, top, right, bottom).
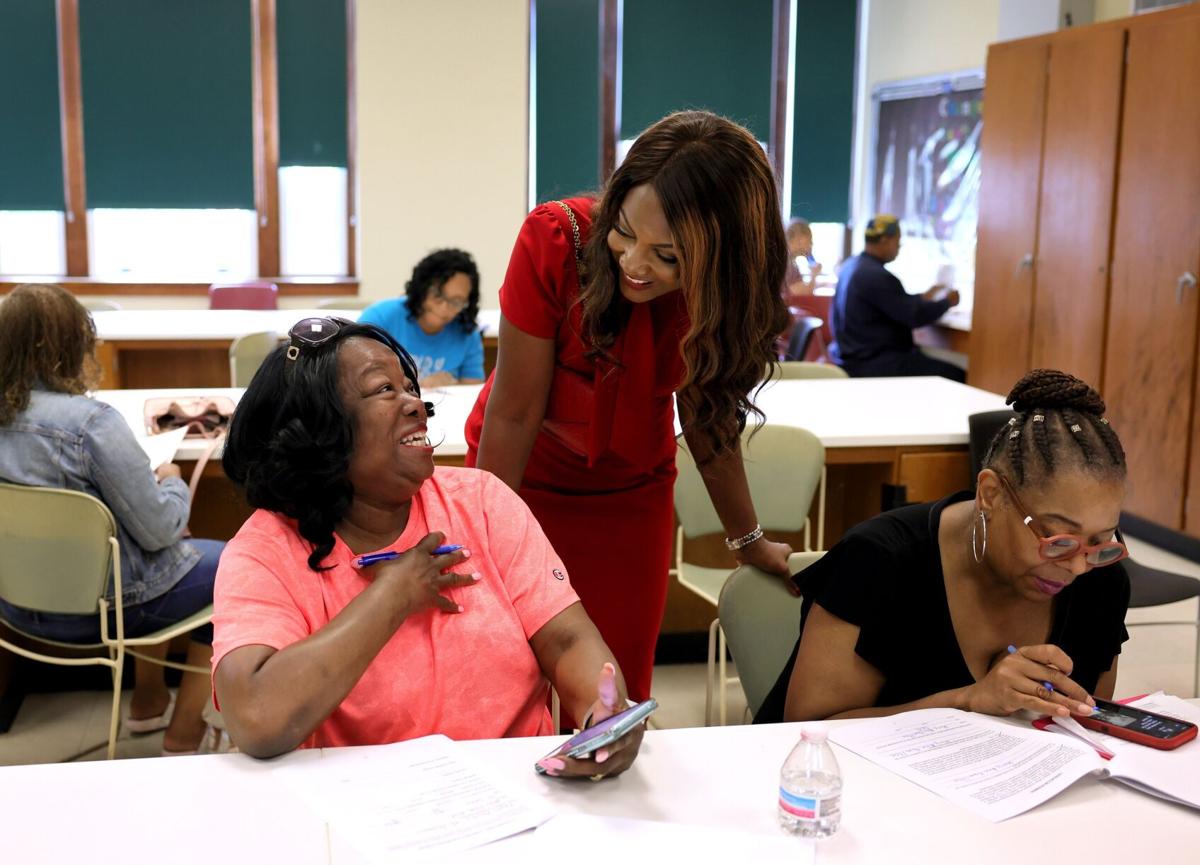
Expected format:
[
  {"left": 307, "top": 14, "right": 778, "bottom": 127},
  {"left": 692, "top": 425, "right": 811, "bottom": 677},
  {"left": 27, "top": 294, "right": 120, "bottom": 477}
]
[{"left": 972, "top": 510, "right": 988, "bottom": 564}]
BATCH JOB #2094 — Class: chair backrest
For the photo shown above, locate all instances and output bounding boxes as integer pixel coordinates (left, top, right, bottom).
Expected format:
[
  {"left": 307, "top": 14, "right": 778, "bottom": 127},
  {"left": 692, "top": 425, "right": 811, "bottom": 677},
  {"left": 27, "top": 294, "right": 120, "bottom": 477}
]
[
  {"left": 784, "top": 316, "right": 825, "bottom": 361},
  {"left": 317, "top": 297, "right": 371, "bottom": 310},
  {"left": 675, "top": 425, "right": 824, "bottom": 538},
  {"left": 209, "top": 282, "right": 279, "bottom": 310},
  {"left": 968, "top": 409, "right": 1018, "bottom": 484},
  {"left": 775, "top": 361, "right": 849, "bottom": 380},
  {"left": 0, "top": 482, "right": 116, "bottom": 615},
  {"left": 79, "top": 297, "right": 122, "bottom": 312},
  {"left": 229, "top": 331, "right": 281, "bottom": 387},
  {"left": 719, "top": 550, "right": 823, "bottom": 716}
]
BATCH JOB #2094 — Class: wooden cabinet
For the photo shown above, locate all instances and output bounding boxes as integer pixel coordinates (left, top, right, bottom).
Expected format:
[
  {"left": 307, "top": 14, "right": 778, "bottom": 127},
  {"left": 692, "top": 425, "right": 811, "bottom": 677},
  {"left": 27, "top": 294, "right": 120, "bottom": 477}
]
[
  {"left": 1029, "top": 28, "right": 1124, "bottom": 386},
  {"left": 972, "top": 4, "right": 1200, "bottom": 536},
  {"left": 1104, "top": 15, "right": 1200, "bottom": 529},
  {"left": 970, "top": 40, "right": 1048, "bottom": 396}
]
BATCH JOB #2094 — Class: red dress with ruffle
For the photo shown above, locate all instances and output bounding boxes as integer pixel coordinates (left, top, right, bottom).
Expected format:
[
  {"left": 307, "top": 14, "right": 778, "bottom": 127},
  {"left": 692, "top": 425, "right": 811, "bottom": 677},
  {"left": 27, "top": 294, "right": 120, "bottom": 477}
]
[{"left": 465, "top": 198, "right": 688, "bottom": 701}]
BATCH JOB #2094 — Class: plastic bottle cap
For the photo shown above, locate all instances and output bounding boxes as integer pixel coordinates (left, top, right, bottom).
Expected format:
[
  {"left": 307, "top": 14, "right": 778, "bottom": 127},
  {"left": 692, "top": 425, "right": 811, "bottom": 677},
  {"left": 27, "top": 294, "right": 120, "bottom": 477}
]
[{"left": 802, "top": 723, "right": 830, "bottom": 743}]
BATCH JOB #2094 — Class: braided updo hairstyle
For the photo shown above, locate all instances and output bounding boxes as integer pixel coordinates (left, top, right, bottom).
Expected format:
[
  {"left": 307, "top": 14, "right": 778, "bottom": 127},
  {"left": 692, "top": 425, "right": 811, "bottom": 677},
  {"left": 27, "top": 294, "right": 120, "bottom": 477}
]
[{"left": 982, "top": 369, "right": 1126, "bottom": 486}]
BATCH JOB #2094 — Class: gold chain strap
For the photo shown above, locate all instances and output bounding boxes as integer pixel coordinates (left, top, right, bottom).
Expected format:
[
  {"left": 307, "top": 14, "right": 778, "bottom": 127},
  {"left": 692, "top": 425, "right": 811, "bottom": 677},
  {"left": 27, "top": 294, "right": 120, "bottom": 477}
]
[{"left": 552, "top": 200, "right": 584, "bottom": 277}]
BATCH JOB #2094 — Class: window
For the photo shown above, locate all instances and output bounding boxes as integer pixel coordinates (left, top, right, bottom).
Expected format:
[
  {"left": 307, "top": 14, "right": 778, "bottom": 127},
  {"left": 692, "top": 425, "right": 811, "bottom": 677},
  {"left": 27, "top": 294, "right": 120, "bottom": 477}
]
[{"left": 0, "top": 0, "right": 356, "bottom": 290}]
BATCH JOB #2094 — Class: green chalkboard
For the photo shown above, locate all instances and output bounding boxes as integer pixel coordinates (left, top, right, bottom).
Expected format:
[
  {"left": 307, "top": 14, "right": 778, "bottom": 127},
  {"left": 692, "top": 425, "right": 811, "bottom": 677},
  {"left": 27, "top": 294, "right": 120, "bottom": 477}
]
[
  {"left": 79, "top": 0, "right": 254, "bottom": 209},
  {"left": 278, "top": 0, "right": 347, "bottom": 167},
  {"left": 0, "top": 0, "right": 64, "bottom": 210},
  {"left": 534, "top": 0, "right": 601, "bottom": 205},
  {"left": 790, "top": 0, "right": 857, "bottom": 223},
  {"left": 621, "top": 0, "right": 773, "bottom": 142}
]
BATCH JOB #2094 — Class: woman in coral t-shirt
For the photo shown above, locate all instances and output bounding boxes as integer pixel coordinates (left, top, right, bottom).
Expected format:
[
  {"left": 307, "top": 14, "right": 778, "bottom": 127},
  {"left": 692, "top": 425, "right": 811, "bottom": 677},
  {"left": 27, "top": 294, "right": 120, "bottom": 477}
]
[
  {"left": 212, "top": 319, "right": 643, "bottom": 778},
  {"left": 466, "top": 111, "right": 795, "bottom": 702}
]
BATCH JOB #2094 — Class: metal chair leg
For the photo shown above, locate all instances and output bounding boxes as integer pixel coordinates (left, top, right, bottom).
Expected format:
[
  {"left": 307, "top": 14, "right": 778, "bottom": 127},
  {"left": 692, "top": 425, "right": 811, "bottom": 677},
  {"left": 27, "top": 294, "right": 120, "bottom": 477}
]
[
  {"left": 704, "top": 618, "right": 719, "bottom": 726},
  {"left": 718, "top": 625, "right": 728, "bottom": 726}
]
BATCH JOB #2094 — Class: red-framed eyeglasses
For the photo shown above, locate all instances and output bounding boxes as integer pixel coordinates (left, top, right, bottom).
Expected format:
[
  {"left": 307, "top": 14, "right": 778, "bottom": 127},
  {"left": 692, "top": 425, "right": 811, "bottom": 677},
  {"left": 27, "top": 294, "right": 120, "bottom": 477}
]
[{"left": 994, "top": 471, "right": 1128, "bottom": 567}]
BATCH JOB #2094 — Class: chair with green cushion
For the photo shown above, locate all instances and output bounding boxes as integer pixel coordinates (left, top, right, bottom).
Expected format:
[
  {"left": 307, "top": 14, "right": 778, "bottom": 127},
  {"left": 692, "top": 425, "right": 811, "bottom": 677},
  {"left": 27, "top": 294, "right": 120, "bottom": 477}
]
[
  {"left": 719, "top": 551, "right": 822, "bottom": 719},
  {"left": 78, "top": 297, "right": 121, "bottom": 312},
  {"left": 775, "top": 361, "right": 848, "bottom": 380},
  {"left": 674, "top": 423, "right": 825, "bottom": 724},
  {"left": 228, "top": 331, "right": 281, "bottom": 387},
  {"left": 0, "top": 482, "right": 212, "bottom": 759}
]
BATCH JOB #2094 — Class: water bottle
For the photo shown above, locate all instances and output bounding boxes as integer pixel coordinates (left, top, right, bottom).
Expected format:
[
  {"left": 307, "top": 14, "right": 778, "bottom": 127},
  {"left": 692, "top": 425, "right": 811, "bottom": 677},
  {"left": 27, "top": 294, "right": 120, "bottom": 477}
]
[{"left": 778, "top": 724, "right": 842, "bottom": 838}]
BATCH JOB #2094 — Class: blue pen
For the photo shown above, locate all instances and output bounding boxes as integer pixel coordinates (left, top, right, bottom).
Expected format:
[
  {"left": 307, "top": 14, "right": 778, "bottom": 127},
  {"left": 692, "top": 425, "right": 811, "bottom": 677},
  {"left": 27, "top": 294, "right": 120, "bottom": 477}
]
[
  {"left": 355, "top": 544, "right": 462, "bottom": 568},
  {"left": 1007, "top": 644, "right": 1055, "bottom": 694}
]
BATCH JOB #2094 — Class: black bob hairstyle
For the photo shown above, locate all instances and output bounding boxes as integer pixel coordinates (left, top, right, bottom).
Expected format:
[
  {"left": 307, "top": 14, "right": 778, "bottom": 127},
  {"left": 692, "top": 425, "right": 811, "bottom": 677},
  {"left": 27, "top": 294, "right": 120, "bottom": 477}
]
[
  {"left": 402, "top": 248, "right": 480, "bottom": 333},
  {"left": 223, "top": 321, "right": 432, "bottom": 571}
]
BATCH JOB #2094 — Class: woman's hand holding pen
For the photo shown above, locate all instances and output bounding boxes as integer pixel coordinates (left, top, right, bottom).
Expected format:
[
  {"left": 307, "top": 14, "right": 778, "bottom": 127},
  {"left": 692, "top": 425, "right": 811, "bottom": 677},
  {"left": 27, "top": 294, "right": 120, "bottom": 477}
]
[
  {"left": 362, "top": 532, "right": 479, "bottom": 616},
  {"left": 963, "top": 644, "right": 1096, "bottom": 718}
]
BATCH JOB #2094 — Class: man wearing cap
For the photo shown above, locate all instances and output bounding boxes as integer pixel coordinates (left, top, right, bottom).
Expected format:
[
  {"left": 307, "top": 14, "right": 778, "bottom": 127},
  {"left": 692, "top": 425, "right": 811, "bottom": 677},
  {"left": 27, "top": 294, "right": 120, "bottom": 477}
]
[{"left": 829, "top": 215, "right": 964, "bottom": 381}]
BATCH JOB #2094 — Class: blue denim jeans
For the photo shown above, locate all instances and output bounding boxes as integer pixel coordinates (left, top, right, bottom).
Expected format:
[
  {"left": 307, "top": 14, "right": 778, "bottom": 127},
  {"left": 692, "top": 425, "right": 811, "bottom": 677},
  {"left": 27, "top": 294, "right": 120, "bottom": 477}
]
[{"left": 0, "top": 539, "right": 222, "bottom": 645}]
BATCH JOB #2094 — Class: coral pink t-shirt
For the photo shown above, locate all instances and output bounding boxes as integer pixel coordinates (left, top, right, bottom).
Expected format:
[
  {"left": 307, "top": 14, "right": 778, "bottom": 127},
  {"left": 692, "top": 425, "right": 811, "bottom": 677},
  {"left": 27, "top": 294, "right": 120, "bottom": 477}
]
[{"left": 212, "top": 466, "right": 579, "bottom": 748}]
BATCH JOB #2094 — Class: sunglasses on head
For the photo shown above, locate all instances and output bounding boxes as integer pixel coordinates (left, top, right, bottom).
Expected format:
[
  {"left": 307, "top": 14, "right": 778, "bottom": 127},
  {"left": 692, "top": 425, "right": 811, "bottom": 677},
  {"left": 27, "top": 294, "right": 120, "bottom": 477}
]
[
  {"left": 994, "top": 471, "right": 1128, "bottom": 566},
  {"left": 284, "top": 317, "right": 436, "bottom": 417}
]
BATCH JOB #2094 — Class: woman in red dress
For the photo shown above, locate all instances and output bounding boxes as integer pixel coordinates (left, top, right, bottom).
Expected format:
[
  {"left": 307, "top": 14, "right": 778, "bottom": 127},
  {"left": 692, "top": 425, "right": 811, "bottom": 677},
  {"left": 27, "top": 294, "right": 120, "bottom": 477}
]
[{"left": 466, "top": 111, "right": 793, "bottom": 702}]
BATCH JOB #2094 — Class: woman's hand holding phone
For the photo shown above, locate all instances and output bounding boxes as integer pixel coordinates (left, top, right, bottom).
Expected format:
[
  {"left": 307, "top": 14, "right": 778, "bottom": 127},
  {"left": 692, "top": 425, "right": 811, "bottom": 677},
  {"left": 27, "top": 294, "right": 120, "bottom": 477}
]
[{"left": 535, "top": 662, "right": 647, "bottom": 781}]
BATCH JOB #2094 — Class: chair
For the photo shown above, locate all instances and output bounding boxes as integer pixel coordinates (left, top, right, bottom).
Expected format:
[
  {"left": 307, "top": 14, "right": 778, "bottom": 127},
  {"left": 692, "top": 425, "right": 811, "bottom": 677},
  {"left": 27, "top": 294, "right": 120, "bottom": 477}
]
[
  {"left": 0, "top": 482, "right": 212, "bottom": 759},
  {"left": 317, "top": 297, "right": 371, "bottom": 310},
  {"left": 776, "top": 361, "right": 849, "bottom": 380},
  {"left": 229, "top": 331, "right": 282, "bottom": 387},
  {"left": 719, "top": 551, "right": 822, "bottom": 718},
  {"left": 674, "top": 424, "right": 825, "bottom": 724},
  {"left": 784, "top": 315, "right": 825, "bottom": 362},
  {"left": 968, "top": 410, "right": 1200, "bottom": 696},
  {"left": 78, "top": 297, "right": 121, "bottom": 312},
  {"left": 208, "top": 282, "right": 278, "bottom": 310}
]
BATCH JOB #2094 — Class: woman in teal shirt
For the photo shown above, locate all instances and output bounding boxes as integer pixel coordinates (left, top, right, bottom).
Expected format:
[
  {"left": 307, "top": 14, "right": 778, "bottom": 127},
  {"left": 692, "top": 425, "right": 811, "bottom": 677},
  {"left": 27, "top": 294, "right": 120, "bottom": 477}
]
[{"left": 359, "top": 248, "right": 485, "bottom": 386}]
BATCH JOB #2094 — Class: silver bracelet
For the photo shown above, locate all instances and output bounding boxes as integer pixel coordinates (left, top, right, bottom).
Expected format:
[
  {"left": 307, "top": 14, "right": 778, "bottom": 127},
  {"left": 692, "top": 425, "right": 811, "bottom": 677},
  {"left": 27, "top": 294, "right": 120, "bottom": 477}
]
[{"left": 724, "top": 524, "right": 764, "bottom": 551}]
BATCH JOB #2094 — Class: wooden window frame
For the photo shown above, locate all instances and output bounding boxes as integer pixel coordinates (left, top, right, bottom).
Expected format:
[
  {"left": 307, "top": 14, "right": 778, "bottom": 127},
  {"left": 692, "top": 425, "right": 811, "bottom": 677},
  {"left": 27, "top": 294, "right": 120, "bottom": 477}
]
[
  {"left": 36, "top": 0, "right": 358, "bottom": 296},
  {"left": 597, "top": 0, "right": 791, "bottom": 190}
]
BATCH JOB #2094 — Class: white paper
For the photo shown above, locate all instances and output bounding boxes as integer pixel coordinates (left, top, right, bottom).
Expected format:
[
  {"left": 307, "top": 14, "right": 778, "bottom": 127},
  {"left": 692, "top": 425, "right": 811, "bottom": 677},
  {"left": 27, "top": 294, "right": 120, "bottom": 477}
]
[
  {"left": 136, "top": 427, "right": 188, "bottom": 470},
  {"left": 272, "top": 735, "right": 555, "bottom": 864},
  {"left": 831, "top": 709, "right": 1102, "bottom": 822},
  {"left": 1102, "top": 694, "right": 1200, "bottom": 809}
]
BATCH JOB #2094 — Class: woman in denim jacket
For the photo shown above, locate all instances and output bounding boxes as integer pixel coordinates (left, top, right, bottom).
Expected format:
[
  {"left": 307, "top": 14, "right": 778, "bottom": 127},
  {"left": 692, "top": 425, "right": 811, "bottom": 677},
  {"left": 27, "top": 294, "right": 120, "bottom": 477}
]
[{"left": 0, "top": 284, "right": 223, "bottom": 754}]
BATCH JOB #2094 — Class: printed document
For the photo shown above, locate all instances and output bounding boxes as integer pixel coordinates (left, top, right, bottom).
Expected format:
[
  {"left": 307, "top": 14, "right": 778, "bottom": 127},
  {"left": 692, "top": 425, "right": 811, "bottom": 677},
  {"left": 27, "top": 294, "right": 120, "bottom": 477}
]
[
  {"left": 136, "top": 427, "right": 188, "bottom": 470},
  {"left": 272, "top": 735, "right": 555, "bottom": 864}
]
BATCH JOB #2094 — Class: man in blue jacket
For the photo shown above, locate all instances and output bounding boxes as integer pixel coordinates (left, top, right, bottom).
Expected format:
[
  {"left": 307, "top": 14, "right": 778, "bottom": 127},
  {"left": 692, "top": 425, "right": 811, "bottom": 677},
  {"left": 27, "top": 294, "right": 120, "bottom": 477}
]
[{"left": 829, "top": 215, "right": 964, "bottom": 381}]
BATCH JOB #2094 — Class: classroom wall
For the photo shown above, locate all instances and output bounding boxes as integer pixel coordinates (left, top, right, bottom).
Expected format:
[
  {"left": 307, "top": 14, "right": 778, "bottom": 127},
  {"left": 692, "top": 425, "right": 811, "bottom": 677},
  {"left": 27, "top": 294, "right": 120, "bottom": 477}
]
[{"left": 355, "top": 0, "right": 529, "bottom": 310}]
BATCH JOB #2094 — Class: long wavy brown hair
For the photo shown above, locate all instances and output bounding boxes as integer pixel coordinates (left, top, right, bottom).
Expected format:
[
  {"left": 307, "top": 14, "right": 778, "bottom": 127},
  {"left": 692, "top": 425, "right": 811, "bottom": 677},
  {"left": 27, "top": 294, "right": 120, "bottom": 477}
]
[
  {"left": 0, "top": 283, "right": 100, "bottom": 425},
  {"left": 580, "top": 110, "right": 790, "bottom": 457}
]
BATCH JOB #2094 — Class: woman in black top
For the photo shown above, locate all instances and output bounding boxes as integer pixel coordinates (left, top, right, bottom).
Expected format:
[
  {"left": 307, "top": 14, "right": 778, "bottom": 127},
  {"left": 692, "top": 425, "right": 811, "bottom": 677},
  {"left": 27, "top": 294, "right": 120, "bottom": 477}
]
[{"left": 758, "top": 369, "right": 1131, "bottom": 723}]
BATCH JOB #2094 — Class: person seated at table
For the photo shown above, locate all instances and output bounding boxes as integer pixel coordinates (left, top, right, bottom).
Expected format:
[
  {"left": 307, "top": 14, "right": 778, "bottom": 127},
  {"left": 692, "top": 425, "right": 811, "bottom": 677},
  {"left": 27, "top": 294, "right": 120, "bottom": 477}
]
[
  {"left": 213, "top": 317, "right": 645, "bottom": 775},
  {"left": 0, "top": 283, "right": 223, "bottom": 754},
  {"left": 756, "top": 368, "right": 1130, "bottom": 723},
  {"left": 359, "top": 248, "right": 485, "bottom": 388},
  {"left": 829, "top": 214, "right": 964, "bottom": 381},
  {"left": 784, "top": 217, "right": 821, "bottom": 299}
]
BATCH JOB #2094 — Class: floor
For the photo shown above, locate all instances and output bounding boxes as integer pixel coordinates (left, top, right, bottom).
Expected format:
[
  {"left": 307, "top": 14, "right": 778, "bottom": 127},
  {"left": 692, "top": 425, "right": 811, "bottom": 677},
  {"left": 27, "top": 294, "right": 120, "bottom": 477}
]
[{"left": 1, "top": 533, "right": 1195, "bottom": 767}]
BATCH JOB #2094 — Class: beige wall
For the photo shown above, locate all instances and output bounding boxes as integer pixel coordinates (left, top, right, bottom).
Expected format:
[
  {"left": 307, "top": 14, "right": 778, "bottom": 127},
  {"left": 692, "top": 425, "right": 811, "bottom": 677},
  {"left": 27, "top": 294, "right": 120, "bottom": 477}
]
[
  {"left": 356, "top": 0, "right": 529, "bottom": 310},
  {"left": 853, "top": 0, "right": 1001, "bottom": 231}
]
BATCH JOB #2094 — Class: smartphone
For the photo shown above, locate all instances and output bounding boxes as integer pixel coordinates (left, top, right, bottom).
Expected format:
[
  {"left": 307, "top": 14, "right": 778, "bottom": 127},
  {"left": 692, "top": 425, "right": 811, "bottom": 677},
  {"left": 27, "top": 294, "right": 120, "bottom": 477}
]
[
  {"left": 535, "top": 698, "right": 657, "bottom": 771},
  {"left": 1073, "top": 698, "right": 1198, "bottom": 750}
]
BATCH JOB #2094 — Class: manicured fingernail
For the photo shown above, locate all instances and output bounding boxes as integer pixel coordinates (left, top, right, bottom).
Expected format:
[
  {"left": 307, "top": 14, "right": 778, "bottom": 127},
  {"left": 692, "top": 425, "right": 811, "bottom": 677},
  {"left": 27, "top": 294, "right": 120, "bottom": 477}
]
[
  {"left": 461, "top": 548, "right": 472, "bottom": 559},
  {"left": 595, "top": 749, "right": 609, "bottom": 763},
  {"left": 599, "top": 663, "right": 618, "bottom": 707},
  {"left": 470, "top": 572, "right": 482, "bottom": 582},
  {"left": 456, "top": 604, "right": 464, "bottom": 613},
  {"left": 1087, "top": 696, "right": 1096, "bottom": 707},
  {"left": 1057, "top": 706, "right": 1069, "bottom": 716},
  {"left": 538, "top": 758, "right": 566, "bottom": 772},
  {"left": 1080, "top": 703, "right": 1095, "bottom": 714}
]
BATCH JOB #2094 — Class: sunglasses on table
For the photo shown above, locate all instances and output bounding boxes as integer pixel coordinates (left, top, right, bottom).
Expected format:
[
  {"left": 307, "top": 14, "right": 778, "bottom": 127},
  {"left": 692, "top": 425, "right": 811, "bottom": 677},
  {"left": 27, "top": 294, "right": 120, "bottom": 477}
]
[{"left": 994, "top": 471, "right": 1129, "bottom": 566}]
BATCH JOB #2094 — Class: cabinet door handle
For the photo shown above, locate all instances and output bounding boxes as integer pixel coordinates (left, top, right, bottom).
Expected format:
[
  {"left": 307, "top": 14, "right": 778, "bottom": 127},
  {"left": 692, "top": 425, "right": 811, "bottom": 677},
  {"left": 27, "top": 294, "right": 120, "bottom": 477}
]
[
  {"left": 1014, "top": 253, "right": 1034, "bottom": 279},
  {"left": 1178, "top": 271, "right": 1198, "bottom": 304}
]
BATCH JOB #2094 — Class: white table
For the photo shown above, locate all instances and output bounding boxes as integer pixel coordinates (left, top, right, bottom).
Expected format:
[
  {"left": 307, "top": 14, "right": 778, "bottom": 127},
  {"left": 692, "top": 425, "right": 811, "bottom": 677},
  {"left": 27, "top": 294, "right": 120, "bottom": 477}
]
[
  {"left": 89, "top": 308, "right": 502, "bottom": 390},
  {"left": 1, "top": 721, "right": 1195, "bottom": 865}
]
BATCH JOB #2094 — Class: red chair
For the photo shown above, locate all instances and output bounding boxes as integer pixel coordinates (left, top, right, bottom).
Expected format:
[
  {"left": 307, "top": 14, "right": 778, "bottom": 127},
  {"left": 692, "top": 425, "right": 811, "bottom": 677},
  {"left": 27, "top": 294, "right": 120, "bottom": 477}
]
[{"left": 208, "top": 282, "right": 279, "bottom": 310}]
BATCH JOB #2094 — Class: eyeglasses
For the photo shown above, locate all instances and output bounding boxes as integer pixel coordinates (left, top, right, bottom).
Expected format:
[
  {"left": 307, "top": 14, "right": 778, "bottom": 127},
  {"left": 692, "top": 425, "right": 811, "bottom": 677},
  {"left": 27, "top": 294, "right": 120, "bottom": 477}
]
[
  {"left": 430, "top": 287, "right": 469, "bottom": 311},
  {"left": 994, "top": 471, "right": 1128, "bottom": 567},
  {"left": 286, "top": 316, "right": 352, "bottom": 362}
]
